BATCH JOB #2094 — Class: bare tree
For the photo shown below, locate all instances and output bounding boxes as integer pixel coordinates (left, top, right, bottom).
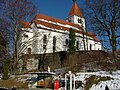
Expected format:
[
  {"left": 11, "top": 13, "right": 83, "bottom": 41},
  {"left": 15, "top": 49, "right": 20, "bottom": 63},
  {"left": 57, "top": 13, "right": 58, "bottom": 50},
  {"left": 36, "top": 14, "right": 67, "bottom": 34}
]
[
  {"left": 37, "top": 32, "right": 51, "bottom": 71},
  {"left": 69, "top": 28, "right": 76, "bottom": 54},
  {"left": 85, "top": 0, "right": 120, "bottom": 68},
  {"left": 0, "top": 0, "right": 37, "bottom": 70},
  {"left": 0, "top": 27, "right": 10, "bottom": 79}
]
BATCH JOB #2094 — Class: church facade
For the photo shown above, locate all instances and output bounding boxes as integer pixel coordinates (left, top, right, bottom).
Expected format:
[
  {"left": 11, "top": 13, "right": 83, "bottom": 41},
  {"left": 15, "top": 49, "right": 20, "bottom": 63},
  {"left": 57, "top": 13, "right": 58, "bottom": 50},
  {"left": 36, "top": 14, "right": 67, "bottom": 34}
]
[{"left": 20, "top": 2, "right": 102, "bottom": 56}]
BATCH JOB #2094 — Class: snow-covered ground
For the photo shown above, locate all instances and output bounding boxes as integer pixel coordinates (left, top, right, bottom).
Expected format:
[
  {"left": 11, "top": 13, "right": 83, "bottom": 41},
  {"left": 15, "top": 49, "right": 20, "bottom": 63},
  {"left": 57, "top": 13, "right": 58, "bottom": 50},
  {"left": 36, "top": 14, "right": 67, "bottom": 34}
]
[
  {"left": 0, "top": 70, "right": 120, "bottom": 90},
  {"left": 75, "top": 70, "right": 120, "bottom": 90}
]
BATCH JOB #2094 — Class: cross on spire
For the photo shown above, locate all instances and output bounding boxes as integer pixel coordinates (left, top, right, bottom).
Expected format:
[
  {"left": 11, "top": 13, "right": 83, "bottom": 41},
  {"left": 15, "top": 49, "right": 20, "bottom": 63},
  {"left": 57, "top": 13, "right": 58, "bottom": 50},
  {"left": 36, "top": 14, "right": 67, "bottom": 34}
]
[{"left": 72, "top": 0, "right": 76, "bottom": 2}]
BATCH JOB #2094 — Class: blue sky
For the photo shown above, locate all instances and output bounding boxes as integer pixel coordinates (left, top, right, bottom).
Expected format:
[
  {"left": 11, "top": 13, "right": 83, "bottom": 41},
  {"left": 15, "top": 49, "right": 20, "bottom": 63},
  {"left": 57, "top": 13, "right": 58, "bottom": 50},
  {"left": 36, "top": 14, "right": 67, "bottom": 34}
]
[{"left": 31, "top": 0, "right": 85, "bottom": 20}]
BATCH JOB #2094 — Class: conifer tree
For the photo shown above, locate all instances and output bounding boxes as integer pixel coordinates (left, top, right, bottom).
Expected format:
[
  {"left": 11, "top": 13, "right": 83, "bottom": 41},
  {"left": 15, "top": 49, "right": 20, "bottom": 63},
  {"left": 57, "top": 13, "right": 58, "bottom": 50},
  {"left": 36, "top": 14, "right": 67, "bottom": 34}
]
[{"left": 69, "top": 28, "right": 76, "bottom": 54}]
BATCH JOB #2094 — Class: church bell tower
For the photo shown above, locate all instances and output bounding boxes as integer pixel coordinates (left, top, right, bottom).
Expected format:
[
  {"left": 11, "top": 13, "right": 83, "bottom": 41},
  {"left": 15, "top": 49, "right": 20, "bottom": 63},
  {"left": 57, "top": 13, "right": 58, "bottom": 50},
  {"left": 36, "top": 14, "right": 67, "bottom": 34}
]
[{"left": 66, "top": 0, "right": 86, "bottom": 30}]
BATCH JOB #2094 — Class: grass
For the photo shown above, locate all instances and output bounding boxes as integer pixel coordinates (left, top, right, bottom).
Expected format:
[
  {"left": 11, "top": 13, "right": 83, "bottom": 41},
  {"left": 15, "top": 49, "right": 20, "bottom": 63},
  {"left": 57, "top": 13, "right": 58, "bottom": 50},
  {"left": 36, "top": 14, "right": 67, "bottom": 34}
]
[{"left": 84, "top": 75, "right": 113, "bottom": 90}]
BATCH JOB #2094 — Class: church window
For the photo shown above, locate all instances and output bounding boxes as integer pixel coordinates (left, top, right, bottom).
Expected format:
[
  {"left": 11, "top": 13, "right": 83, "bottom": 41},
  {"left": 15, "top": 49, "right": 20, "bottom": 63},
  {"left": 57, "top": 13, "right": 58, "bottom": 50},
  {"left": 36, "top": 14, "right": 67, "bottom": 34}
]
[
  {"left": 27, "top": 48, "right": 31, "bottom": 54},
  {"left": 90, "top": 44, "right": 92, "bottom": 50},
  {"left": 53, "top": 36, "right": 56, "bottom": 52},
  {"left": 65, "top": 39, "right": 69, "bottom": 46},
  {"left": 76, "top": 41, "right": 79, "bottom": 50},
  {"left": 23, "top": 33, "right": 28, "bottom": 38},
  {"left": 78, "top": 18, "right": 83, "bottom": 23},
  {"left": 43, "top": 34, "right": 47, "bottom": 50}
]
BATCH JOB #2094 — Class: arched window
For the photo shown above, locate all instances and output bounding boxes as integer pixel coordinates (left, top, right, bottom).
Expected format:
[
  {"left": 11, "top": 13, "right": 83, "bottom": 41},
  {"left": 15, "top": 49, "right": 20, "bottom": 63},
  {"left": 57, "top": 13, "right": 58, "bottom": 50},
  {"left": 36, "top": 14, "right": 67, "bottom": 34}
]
[
  {"left": 68, "top": 19, "right": 71, "bottom": 22},
  {"left": 78, "top": 18, "right": 83, "bottom": 23},
  {"left": 23, "top": 33, "right": 28, "bottom": 38},
  {"left": 65, "top": 39, "right": 69, "bottom": 46},
  {"left": 76, "top": 41, "right": 79, "bottom": 50},
  {"left": 53, "top": 36, "right": 56, "bottom": 52},
  {"left": 90, "top": 44, "right": 92, "bottom": 50},
  {"left": 27, "top": 48, "right": 31, "bottom": 54},
  {"left": 43, "top": 34, "right": 47, "bottom": 50}
]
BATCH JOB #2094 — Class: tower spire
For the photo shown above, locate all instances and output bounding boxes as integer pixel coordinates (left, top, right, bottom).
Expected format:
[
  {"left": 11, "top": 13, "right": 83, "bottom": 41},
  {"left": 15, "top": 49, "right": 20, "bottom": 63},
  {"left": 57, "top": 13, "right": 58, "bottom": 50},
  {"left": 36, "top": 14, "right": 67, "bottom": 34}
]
[{"left": 68, "top": 1, "right": 83, "bottom": 17}]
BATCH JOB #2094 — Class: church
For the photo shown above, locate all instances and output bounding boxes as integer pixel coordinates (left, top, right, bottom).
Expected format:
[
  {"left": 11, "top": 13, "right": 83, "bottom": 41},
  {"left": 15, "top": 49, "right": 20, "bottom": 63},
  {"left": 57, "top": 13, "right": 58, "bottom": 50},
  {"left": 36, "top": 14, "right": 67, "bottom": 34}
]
[{"left": 20, "top": 1, "right": 102, "bottom": 56}]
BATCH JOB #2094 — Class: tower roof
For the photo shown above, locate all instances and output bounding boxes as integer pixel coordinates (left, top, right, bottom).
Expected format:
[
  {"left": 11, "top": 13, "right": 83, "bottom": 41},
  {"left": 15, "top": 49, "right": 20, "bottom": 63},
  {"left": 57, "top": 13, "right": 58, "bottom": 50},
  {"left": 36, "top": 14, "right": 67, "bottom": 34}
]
[{"left": 68, "top": 2, "right": 83, "bottom": 18}]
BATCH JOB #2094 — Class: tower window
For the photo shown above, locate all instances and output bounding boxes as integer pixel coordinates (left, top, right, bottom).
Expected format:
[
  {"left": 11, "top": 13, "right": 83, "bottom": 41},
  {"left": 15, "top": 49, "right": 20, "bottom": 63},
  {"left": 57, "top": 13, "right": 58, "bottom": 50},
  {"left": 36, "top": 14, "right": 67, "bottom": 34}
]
[
  {"left": 78, "top": 18, "right": 83, "bottom": 23},
  {"left": 68, "top": 19, "right": 71, "bottom": 22},
  {"left": 81, "top": 24, "right": 83, "bottom": 28}
]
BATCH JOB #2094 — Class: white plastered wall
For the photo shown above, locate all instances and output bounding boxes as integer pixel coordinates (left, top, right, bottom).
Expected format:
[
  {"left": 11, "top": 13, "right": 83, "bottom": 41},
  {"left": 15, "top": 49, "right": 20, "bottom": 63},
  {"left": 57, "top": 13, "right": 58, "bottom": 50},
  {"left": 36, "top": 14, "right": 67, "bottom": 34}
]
[{"left": 20, "top": 22, "right": 102, "bottom": 55}]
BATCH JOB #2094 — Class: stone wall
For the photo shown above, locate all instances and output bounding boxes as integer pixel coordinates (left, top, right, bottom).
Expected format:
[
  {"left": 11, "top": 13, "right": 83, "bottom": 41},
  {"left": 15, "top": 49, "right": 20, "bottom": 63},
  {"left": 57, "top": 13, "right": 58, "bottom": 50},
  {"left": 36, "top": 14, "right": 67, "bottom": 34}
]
[{"left": 19, "top": 50, "right": 109, "bottom": 72}]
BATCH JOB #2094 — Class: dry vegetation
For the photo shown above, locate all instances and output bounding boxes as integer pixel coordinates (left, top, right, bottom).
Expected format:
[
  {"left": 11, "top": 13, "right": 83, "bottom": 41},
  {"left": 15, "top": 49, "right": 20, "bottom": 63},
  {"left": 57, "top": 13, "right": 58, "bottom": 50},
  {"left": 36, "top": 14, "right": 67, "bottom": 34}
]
[
  {"left": 0, "top": 78, "right": 28, "bottom": 89},
  {"left": 84, "top": 75, "right": 113, "bottom": 90}
]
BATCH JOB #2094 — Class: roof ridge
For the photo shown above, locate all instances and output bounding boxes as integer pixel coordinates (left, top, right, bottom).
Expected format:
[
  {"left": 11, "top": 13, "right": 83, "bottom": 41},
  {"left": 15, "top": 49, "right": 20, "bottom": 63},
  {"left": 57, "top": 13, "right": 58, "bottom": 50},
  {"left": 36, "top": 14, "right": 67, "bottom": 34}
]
[
  {"left": 32, "top": 14, "right": 84, "bottom": 30},
  {"left": 34, "top": 19, "right": 98, "bottom": 42}
]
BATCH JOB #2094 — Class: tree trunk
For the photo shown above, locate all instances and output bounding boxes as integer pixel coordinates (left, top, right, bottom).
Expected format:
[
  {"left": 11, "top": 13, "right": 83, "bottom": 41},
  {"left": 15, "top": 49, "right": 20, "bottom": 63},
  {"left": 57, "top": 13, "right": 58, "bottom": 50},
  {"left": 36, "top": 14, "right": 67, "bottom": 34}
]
[
  {"left": 83, "top": 33, "right": 86, "bottom": 51},
  {"left": 111, "top": 38, "right": 118, "bottom": 69},
  {"left": 15, "top": 43, "right": 18, "bottom": 68}
]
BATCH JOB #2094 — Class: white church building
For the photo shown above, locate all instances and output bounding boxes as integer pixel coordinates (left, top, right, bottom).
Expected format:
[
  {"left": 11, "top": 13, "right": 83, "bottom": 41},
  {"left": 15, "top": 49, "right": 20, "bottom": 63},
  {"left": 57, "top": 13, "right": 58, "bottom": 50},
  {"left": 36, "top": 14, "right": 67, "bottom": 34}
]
[{"left": 20, "top": 2, "right": 101, "bottom": 55}]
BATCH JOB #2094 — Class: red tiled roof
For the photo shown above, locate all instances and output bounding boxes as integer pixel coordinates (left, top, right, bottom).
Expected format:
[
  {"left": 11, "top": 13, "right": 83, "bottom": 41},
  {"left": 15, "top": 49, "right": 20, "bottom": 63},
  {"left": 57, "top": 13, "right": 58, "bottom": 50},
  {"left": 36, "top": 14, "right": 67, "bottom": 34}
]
[
  {"left": 87, "top": 32, "right": 98, "bottom": 42},
  {"left": 75, "top": 30, "right": 98, "bottom": 42},
  {"left": 32, "top": 14, "right": 83, "bottom": 31},
  {"left": 32, "top": 14, "right": 98, "bottom": 42},
  {"left": 34, "top": 20, "right": 70, "bottom": 31},
  {"left": 68, "top": 2, "right": 83, "bottom": 17},
  {"left": 20, "top": 20, "right": 31, "bottom": 28}
]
